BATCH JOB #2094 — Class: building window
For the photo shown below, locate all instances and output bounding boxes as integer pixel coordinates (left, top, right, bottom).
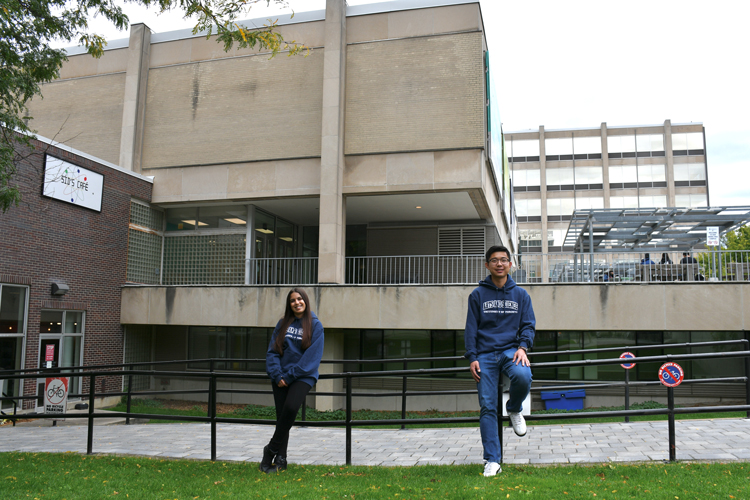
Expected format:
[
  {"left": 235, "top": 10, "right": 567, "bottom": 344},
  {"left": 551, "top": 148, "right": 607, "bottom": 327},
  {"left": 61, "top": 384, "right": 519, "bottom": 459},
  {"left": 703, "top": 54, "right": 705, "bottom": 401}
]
[
  {"left": 574, "top": 166, "right": 603, "bottom": 189},
  {"left": 575, "top": 196, "right": 604, "bottom": 211},
  {"left": 545, "top": 137, "right": 573, "bottom": 161},
  {"left": 672, "top": 132, "right": 704, "bottom": 156},
  {"left": 512, "top": 169, "right": 540, "bottom": 191},
  {"left": 506, "top": 139, "right": 540, "bottom": 162},
  {"left": 635, "top": 133, "right": 665, "bottom": 156},
  {"left": 675, "top": 193, "right": 708, "bottom": 208},
  {"left": 638, "top": 195, "right": 667, "bottom": 208},
  {"left": 608, "top": 165, "right": 638, "bottom": 189},
  {"left": 515, "top": 199, "right": 542, "bottom": 222},
  {"left": 0, "top": 284, "right": 28, "bottom": 409},
  {"left": 610, "top": 196, "right": 639, "bottom": 209},
  {"left": 674, "top": 162, "right": 707, "bottom": 187},
  {"left": 607, "top": 135, "right": 636, "bottom": 158},
  {"left": 546, "top": 167, "right": 575, "bottom": 190},
  {"left": 547, "top": 198, "right": 575, "bottom": 221},
  {"left": 519, "top": 229, "right": 542, "bottom": 252},
  {"left": 187, "top": 326, "right": 271, "bottom": 371},
  {"left": 636, "top": 164, "right": 666, "bottom": 187},
  {"left": 573, "top": 136, "right": 602, "bottom": 159}
]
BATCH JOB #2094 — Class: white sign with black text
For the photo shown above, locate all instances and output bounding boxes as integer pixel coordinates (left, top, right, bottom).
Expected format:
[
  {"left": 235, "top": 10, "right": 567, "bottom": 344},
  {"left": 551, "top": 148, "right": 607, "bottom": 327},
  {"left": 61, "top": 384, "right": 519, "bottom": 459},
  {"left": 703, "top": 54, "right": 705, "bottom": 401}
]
[
  {"left": 43, "top": 155, "right": 104, "bottom": 212},
  {"left": 706, "top": 226, "right": 720, "bottom": 247},
  {"left": 44, "top": 377, "right": 69, "bottom": 421}
]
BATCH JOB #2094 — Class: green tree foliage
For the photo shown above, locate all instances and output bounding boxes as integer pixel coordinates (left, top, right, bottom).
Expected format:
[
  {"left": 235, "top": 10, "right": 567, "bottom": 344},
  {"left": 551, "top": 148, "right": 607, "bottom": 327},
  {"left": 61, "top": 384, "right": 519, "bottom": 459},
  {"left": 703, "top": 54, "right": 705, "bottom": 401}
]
[
  {"left": 0, "top": 0, "right": 306, "bottom": 213},
  {"left": 723, "top": 224, "right": 750, "bottom": 251}
]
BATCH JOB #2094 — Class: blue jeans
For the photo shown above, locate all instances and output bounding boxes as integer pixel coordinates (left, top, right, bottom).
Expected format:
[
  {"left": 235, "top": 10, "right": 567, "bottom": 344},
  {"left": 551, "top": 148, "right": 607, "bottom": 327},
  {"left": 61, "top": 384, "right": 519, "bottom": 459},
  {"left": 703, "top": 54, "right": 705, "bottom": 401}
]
[{"left": 476, "top": 348, "right": 533, "bottom": 463}]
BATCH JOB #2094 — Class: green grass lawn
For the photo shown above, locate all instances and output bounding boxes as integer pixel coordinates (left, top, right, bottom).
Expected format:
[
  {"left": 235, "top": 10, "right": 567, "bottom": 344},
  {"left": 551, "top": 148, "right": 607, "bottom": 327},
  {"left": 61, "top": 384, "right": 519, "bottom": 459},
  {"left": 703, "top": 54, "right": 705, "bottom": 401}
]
[
  {"left": 1, "top": 452, "right": 747, "bottom": 499},
  {"left": 108, "top": 399, "right": 747, "bottom": 427}
]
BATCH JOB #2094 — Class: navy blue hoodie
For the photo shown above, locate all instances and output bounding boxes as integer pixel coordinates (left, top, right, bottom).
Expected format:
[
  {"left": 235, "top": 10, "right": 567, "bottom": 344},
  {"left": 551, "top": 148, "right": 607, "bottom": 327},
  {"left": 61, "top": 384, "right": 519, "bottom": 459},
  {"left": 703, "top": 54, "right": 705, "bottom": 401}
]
[
  {"left": 266, "top": 312, "right": 325, "bottom": 387},
  {"left": 464, "top": 275, "right": 536, "bottom": 363}
]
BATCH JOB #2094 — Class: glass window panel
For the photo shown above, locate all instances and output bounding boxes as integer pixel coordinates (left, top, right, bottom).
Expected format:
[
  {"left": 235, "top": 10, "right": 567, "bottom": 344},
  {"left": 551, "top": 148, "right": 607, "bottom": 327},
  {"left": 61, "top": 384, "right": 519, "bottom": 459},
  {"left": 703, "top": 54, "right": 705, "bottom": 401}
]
[
  {"left": 254, "top": 210, "right": 275, "bottom": 236},
  {"left": 635, "top": 331, "right": 664, "bottom": 381},
  {"left": 0, "top": 285, "right": 26, "bottom": 334},
  {"left": 547, "top": 167, "right": 574, "bottom": 185},
  {"left": 40, "top": 310, "right": 63, "bottom": 334},
  {"left": 686, "top": 132, "right": 704, "bottom": 150},
  {"left": 545, "top": 137, "right": 573, "bottom": 156},
  {"left": 583, "top": 331, "right": 636, "bottom": 381},
  {"left": 675, "top": 194, "right": 690, "bottom": 208},
  {"left": 64, "top": 311, "right": 83, "bottom": 334},
  {"left": 651, "top": 164, "right": 666, "bottom": 182},
  {"left": 519, "top": 229, "right": 542, "bottom": 248},
  {"left": 692, "top": 194, "right": 707, "bottom": 207},
  {"left": 575, "top": 166, "right": 602, "bottom": 184},
  {"left": 639, "top": 195, "right": 666, "bottom": 208},
  {"left": 276, "top": 219, "right": 295, "bottom": 258},
  {"left": 431, "top": 331, "right": 456, "bottom": 371},
  {"left": 622, "top": 166, "right": 637, "bottom": 183},
  {"left": 638, "top": 165, "right": 652, "bottom": 182},
  {"left": 609, "top": 166, "right": 622, "bottom": 184},
  {"left": 608, "top": 135, "right": 635, "bottom": 153},
  {"left": 384, "top": 330, "right": 430, "bottom": 371},
  {"left": 343, "top": 329, "right": 361, "bottom": 373},
  {"left": 610, "top": 196, "right": 639, "bottom": 209},
  {"left": 0, "top": 336, "right": 24, "bottom": 408},
  {"left": 689, "top": 163, "right": 706, "bottom": 181},
  {"left": 576, "top": 197, "right": 604, "bottom": 210},
  {"left": 557, "top": 331, "right": 583, "bottom": 380},
  {"left": 690, "top": 331, "right": 743, "bottom": 379},
  {"left": 61, "top": 335, "right": 83, "bottom": 394},
  {"left": 548, "top": 229, "right": 566, "bottom": 246},
  {"left": 165, "top": 207, "right": 199, "bottom": 231},
  {"left": 573, "top": 136, "right": 601, "bottom": 154},
  {"left": 547, "top": 198, "right": 575, "bottom": 216},
  {"left": 650, "top": 134, "right": 664, "bottom": 151},
  {"left": 188, "top": 327, "right": 227, "bottom": 369},
  {"left": 636, "top": 134, "right": 650, "bottom": 152},
  {"left": 672, "top": 133, "right": 688, "bottom": 151},
  {"left": 198, "top": 206, "right": 248, "bottom": 229},
  {"left": 674, "top": 163, "right": 690, "bottom": 181},
  {"left": 513, "top": 139, "right": 540, "bottom": 157},
  {"left": 518, "top": 199, "right": 541, "bottom": 217},
  {"left": 530, "top": 331, "right": 556, "bottom": 380},
  {"left": 362, "top": 330, "right": 383, "bottom": 372},
  {"left": 526, "top": 169, "right": 540, "bottom": 186}
]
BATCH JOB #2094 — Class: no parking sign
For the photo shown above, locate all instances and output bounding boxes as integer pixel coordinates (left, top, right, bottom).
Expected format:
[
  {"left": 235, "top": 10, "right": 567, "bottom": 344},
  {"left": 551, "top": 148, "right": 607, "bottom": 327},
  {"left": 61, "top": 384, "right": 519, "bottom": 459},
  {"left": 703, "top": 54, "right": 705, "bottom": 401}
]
[
  {"left": 620, "top": 352, "right": 636, "bottom": 369},
  {"left": 658, "top": 362, "right": 684, "bottom": 387}
]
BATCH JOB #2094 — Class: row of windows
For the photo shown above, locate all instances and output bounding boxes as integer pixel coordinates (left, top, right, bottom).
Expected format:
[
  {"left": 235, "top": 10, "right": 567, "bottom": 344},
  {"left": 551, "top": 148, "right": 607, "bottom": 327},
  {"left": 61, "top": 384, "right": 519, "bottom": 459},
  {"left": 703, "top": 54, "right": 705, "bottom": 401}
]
[
  {"left": 183, "top": 327, "right": 746, "bottom": 383},
  {"left": 515, "top": 194, "right": 708, "bottom": 220},
  {"left": 513, "top": 164, "right": 706, "bottom": 189},
  {"left": 506, "top": 132, "right": 704, "bottom": 162}
]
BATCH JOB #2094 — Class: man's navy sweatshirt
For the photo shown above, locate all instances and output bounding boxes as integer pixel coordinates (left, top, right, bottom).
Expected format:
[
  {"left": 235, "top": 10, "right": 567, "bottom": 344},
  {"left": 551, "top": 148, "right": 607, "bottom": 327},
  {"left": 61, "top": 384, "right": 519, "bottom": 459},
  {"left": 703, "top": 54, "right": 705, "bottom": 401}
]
[
  {"left": 464, "top": 275, "right": 536, "bottom": 363},
  {"left": 266, "top": 312, "right": 325, "bottom": 387}
]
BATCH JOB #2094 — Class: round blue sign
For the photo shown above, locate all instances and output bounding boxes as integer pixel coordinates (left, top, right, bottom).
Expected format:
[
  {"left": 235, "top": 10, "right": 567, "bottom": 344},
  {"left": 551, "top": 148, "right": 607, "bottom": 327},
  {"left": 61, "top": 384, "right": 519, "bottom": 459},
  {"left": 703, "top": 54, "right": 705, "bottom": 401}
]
[
  {"left": 620, "top": 352, "right": 636, "bottom": 369},
  {"left": 658, "top": 362, "right": 684, "bottom": 387}
]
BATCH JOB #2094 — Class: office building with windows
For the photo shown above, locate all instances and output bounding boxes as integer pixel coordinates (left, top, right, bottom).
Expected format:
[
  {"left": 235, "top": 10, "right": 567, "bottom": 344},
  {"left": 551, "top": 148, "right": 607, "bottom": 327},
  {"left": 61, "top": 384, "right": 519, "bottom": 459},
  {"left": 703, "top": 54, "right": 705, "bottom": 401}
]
[{"left": 505, "top": 121, "right": 709, "bottom": 256}]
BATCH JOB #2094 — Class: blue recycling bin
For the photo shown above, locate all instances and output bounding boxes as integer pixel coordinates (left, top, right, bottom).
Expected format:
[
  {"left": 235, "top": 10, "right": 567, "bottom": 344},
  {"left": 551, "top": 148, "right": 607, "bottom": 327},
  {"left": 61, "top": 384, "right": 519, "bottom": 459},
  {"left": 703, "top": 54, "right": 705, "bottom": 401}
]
[{"left": 541, "top": 389, "right": 586, "bottom": 410}]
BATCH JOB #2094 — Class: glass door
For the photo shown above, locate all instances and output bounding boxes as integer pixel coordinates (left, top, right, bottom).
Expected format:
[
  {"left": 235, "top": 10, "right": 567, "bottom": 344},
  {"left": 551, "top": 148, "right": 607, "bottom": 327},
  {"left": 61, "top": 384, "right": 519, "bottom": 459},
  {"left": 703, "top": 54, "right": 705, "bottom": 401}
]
[{"left": 36, "top": 310, "right": 84, "bottom": 409}]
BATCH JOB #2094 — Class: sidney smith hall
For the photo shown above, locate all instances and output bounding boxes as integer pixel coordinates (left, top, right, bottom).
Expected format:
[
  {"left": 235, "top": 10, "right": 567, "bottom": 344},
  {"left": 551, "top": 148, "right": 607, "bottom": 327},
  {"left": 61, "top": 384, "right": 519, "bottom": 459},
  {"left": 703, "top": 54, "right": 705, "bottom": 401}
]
[{"left": 2, "top": 0, "right": 749, "bottom": 413}]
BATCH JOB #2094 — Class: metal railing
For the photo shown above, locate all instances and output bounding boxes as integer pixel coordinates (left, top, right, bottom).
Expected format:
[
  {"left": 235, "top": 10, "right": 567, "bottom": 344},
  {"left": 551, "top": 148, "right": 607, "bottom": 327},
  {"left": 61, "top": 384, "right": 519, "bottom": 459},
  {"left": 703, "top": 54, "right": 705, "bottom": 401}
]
[
  {"left": 245, "top": 257, "right": 318, "bottom": 285},
  {"left": 515, "top": 249, "right": 750, "bottom": 284},
  {"left": 2, "top": 340, "right": 749, "bottom": 464},
  {"left": 345, "top": 255, "right": 486, "bottom": 285}
]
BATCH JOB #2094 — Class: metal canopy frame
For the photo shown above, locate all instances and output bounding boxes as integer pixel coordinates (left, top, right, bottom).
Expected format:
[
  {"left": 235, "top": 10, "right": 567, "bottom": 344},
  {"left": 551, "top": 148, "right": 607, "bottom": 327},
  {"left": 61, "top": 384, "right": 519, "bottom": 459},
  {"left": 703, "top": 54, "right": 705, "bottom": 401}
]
[{"left": 563, "top": 206, "right": 750, "bottom": 253}]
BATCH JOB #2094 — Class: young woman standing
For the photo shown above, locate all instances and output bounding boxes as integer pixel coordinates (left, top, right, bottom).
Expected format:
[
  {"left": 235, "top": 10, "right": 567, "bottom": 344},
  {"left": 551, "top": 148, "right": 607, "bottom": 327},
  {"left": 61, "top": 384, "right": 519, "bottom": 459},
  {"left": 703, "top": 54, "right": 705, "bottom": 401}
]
[{"left": 260, "top": 288, "right": 324, "bottom": 473}]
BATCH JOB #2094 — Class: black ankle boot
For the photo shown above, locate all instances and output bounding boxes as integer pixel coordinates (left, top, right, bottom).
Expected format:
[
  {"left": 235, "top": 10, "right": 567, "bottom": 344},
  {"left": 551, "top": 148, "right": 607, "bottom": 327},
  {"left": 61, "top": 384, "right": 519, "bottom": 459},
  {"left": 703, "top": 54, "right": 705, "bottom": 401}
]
[
  {"left": 259, "top": 445, "right": 277, "bottom": 473},
  {"left": 273, "top": 454, "right": 287, "bottom": 472}
]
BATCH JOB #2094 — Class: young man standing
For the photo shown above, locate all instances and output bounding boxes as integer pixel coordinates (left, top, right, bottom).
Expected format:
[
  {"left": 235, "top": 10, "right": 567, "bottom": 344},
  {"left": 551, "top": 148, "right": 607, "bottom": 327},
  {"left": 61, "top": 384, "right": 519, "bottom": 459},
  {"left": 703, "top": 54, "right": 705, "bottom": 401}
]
[{"left": 464, "top": 245, "right": 535, "bottom": 477}]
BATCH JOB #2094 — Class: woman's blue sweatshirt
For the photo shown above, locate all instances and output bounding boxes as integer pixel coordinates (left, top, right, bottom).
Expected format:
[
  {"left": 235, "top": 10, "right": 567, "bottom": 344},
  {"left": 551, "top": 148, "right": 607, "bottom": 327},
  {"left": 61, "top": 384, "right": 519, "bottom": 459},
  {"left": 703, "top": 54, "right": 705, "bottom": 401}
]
[
  {"left": 464, "top": 275, "right": 536, "bottom": 363},
  {"left": 266, "top": 312, "right": 325, "bottom": 387}
]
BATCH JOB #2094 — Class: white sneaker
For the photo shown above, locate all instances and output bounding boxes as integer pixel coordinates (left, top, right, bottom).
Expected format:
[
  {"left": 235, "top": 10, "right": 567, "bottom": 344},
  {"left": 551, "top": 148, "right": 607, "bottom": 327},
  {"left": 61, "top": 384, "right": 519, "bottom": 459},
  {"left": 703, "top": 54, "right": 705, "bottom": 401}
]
[
  {"left": 509, "top": 411, "right": 527, "bottom": 436},
  {"left": 483, "top": 461, "right": 501, "bottom": 477}
]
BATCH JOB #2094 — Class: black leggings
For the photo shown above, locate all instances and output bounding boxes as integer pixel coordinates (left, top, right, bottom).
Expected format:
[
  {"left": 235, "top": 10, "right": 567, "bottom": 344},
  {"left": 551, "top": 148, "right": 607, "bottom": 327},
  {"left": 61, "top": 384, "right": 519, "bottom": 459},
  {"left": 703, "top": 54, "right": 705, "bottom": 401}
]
[{"left": 269, "top": 380, "right": 312, "bottom": 456}]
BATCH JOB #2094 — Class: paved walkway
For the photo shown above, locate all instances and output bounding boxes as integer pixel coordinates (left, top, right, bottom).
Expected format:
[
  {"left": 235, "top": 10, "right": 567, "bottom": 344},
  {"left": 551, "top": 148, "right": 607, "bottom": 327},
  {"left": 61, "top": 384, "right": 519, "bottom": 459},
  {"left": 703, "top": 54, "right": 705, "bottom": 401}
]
[{"left": 2, "top": 419, "right": 750, "bottom": 466}]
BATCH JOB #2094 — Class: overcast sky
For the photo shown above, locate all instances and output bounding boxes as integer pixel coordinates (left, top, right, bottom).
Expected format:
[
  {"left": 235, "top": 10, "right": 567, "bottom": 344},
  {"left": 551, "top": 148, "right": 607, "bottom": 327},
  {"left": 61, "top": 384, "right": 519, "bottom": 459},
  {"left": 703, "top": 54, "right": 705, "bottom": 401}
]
[{"left": 69, "top": 0, "right": 750, "bottom": 206}]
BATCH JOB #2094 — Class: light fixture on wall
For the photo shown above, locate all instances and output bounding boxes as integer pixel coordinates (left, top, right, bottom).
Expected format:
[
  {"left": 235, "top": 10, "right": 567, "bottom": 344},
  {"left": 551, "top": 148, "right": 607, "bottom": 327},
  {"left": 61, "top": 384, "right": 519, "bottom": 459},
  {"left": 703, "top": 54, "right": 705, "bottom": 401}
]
[{"left": 51, "top": 282, "right": 69, "bottom": 296}]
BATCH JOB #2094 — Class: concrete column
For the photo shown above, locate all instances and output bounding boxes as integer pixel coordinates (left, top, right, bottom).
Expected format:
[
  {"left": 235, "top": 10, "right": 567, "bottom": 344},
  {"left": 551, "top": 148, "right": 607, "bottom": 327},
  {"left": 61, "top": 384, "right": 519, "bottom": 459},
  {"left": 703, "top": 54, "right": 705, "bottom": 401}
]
[
  {"left": 119, "top": 23, "right": 151, "bottom": 172},
  {"left": 317, "top": 0, "right": 347, "bottom": 284},
  {"left": 601, "top": 122, "right": 611, "bottom": 207},
  {"left": 664, "top": 119, "right": 676, "bottom": 206},
  {"left": 314, "top": 330, "right": 344, "bottom": 411},
  {"left": 539, "top": 126, "right": 549, "bottom": 283}
]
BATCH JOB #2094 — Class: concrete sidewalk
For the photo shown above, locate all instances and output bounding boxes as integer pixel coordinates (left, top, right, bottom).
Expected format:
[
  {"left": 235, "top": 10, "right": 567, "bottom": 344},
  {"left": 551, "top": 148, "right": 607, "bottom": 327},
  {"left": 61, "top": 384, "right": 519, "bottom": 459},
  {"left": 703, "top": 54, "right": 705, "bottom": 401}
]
[{"left": 2, "top": 418, "right": 750, "bottom": 466}]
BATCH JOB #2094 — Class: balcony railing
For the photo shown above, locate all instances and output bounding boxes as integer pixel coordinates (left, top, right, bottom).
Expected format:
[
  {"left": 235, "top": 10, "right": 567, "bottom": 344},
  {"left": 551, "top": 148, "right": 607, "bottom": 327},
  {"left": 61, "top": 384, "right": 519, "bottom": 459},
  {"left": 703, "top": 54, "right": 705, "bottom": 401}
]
[{"left": 154, "top": 250, "right": 750, "bottom": 286}]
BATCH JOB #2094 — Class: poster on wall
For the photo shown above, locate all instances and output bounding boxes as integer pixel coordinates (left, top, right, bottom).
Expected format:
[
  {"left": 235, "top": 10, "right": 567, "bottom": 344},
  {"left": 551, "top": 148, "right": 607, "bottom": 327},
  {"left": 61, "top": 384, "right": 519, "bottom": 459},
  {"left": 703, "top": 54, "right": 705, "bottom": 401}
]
[{"left": 43, "top": 155, "right": 104, "bottom": 212}]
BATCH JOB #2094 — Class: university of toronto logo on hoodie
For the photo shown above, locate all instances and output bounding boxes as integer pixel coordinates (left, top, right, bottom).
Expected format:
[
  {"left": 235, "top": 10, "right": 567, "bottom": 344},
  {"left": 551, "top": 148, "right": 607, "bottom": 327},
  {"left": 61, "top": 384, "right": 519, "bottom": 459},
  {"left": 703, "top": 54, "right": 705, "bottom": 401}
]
[{"left": 482, "top": 300, "right": 519, "bottom": 314}]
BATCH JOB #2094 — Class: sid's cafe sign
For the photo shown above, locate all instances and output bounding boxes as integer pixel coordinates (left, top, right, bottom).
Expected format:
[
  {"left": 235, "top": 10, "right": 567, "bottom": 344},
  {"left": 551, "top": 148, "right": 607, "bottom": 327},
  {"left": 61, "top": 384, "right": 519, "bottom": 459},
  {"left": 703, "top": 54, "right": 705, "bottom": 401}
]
[{"left": 43, "top": 155, "right": 104, "bottom": 212}]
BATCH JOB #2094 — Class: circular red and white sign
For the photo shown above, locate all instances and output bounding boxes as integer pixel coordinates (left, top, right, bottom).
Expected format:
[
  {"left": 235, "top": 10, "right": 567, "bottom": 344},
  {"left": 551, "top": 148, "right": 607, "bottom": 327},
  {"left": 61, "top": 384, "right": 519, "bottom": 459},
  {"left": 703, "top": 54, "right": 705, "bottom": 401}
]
[
  {"left": 658, "top": 362, "right": 684, "bottom": 387},
  {"left": 620, "top": 352, "right": 636, "bottom": 369}
]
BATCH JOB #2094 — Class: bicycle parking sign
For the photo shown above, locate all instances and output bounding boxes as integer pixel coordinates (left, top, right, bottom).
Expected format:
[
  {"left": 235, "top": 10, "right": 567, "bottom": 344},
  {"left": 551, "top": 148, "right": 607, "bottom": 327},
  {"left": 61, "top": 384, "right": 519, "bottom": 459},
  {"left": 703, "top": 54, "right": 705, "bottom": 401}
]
[
  {"left": 44, "top": 377, "right": 69, "bottom": 420},
  {"left": 658, "top": 362, "right": 684, "bottom": 387}
]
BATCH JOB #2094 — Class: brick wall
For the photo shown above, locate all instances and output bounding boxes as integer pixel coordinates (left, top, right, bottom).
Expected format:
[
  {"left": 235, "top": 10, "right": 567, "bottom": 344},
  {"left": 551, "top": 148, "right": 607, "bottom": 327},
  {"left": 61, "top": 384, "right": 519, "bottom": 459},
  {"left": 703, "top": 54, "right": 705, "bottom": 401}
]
[
  {"left": 345, "top": 32, "right": 485, "bottom": 155},
  {"left": 0, "top": 138, "right": 152, "bottom": 407}
]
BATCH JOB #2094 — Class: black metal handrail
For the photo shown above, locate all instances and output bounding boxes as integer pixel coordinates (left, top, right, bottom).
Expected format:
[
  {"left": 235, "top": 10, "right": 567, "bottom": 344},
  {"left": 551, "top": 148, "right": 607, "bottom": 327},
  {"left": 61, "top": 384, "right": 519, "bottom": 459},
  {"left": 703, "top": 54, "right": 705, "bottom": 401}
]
[{"left": 2, "top": 341, "right": 749, "bottom": 465}]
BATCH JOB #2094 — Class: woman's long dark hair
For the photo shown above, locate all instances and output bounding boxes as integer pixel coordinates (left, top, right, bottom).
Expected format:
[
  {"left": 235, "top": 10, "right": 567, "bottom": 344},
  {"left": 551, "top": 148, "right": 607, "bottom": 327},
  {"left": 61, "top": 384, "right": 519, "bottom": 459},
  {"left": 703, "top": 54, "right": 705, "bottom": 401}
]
[{"left": 273, "top": 288, "right": 313, "bottom": 355}]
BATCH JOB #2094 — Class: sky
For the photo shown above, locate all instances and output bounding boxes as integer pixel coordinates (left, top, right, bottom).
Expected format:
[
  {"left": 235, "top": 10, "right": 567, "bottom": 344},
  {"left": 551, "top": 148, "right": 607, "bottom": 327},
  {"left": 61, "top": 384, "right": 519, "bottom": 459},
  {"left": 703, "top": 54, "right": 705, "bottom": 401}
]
[{"left": 66, "top": 0, "right": 750, "bottom": 206}]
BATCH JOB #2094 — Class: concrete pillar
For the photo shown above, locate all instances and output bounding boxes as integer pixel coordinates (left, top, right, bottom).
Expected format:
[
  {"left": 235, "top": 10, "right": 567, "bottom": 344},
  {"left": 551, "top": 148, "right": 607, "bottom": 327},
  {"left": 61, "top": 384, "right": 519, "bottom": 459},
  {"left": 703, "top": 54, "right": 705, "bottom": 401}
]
[
  {"left": 314, "top": 330, "right": 344, "bottom": 411},
  {"left": 601, "top": 122, "right": 611, "bottom": 207},
  {"left": 119, "top": 23, "right": 151, "bottom": 172},
  {"left": 664, "top": 119, "right": 676, "bottom": 207},
  {"left": 317, "top": 0, "right": 348, "bottom": 284}
]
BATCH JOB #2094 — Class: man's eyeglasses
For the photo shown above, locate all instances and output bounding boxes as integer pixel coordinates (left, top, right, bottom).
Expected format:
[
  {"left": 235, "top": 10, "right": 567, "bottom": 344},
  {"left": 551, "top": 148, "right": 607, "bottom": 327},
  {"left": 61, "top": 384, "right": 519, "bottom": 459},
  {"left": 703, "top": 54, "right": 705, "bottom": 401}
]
[{"left": 488, "top": 258, "right": 511, "bottom": 265}]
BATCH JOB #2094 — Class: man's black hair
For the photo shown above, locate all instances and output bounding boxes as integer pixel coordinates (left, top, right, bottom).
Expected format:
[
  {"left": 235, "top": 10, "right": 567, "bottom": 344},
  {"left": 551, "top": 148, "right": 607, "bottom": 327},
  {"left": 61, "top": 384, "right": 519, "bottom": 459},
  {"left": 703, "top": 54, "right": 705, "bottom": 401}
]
[{"left": 485, "top": 245, "right": 511, "bottom": 263}]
